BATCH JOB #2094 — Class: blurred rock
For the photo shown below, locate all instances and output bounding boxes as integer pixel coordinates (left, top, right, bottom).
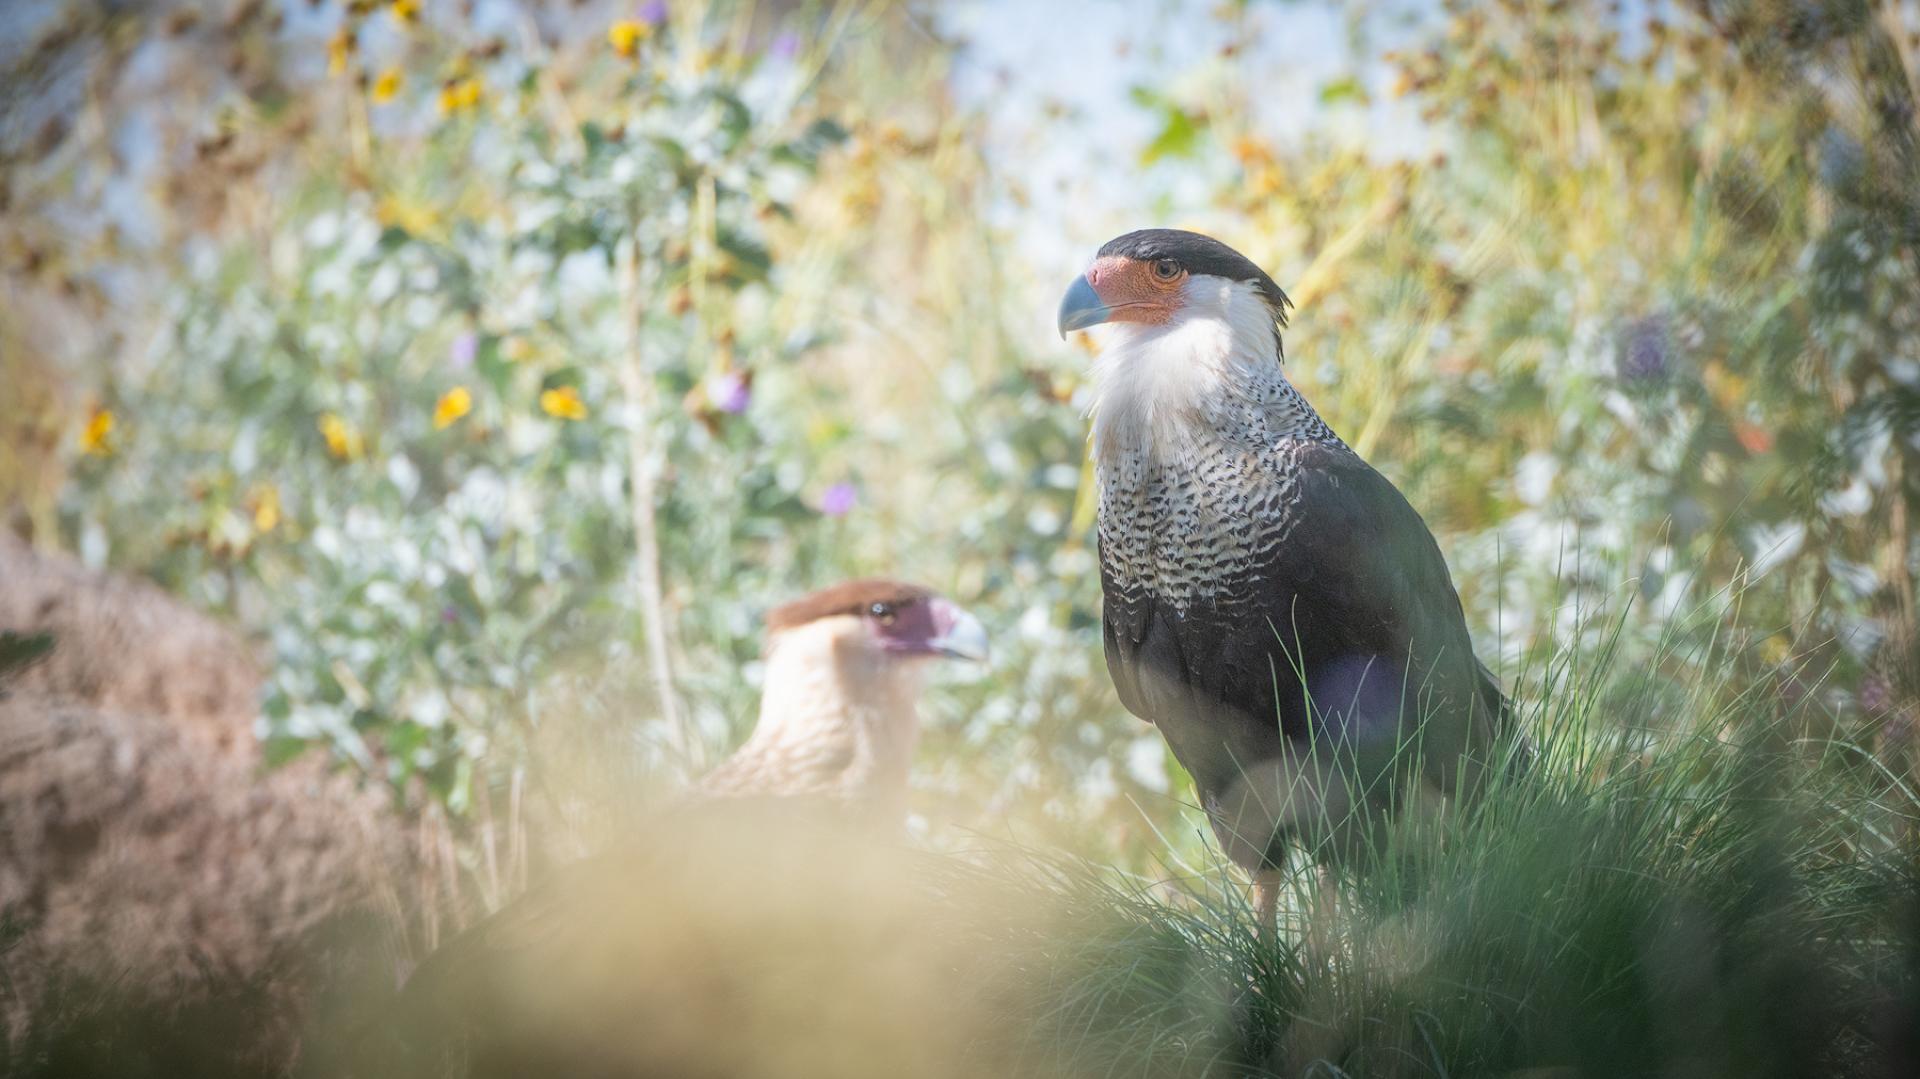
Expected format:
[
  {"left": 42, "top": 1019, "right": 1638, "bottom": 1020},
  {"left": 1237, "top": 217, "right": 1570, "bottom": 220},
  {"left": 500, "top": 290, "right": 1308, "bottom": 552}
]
[
  {"left": 0, "top": 535, "right": 410, "bottom": 1073},
  {"left": 0, "top": 532, "right": 261, "bottom": 755}
]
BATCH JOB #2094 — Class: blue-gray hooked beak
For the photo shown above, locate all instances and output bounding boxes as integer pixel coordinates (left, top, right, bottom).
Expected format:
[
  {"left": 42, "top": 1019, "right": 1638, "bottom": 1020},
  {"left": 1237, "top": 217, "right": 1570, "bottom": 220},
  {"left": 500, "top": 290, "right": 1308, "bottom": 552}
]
[
  {"left": 1057, "top": 275, "right": 1111, "bottom": 338},
  {"left": 925, "top": 600, "right": 989, "bottom": 663}
]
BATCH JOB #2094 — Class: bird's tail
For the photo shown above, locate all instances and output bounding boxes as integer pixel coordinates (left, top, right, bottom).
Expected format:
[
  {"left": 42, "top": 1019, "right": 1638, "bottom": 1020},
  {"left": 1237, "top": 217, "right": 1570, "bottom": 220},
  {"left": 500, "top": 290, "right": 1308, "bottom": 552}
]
[{"left": 1478, "top": 660, "right": 1536, "bottom": 778}]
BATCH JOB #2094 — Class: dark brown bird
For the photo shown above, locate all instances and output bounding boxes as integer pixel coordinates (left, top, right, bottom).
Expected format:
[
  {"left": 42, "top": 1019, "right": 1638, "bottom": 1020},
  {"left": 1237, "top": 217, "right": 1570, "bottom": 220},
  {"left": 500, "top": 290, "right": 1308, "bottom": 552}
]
[{"left": 1058, "top": 230, "right": 1526, "bottom": 926}]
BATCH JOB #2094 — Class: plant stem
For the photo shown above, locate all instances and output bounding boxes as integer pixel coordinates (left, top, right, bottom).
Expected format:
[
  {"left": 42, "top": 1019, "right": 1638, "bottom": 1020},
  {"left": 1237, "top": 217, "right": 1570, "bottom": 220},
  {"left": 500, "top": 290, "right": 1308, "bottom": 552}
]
[{"left": 616, "top": 236, "right": 689, "bottom": 767}]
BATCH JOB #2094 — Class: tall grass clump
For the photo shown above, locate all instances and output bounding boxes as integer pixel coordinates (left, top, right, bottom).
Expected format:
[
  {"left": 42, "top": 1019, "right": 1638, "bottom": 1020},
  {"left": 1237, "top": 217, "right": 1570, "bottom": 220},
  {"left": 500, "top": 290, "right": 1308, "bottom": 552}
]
[{"left": 955, "top": 604, "right": 1919, "bottom": 1078}]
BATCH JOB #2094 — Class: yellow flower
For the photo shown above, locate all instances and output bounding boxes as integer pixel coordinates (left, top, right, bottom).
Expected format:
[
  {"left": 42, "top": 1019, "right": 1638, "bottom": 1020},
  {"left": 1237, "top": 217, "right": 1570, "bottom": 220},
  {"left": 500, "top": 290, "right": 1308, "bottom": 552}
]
[
  {"left": 371, "top": 68, "right": 402, "bottom": 103},
  {"left": 608, "top": 20, "right": 650, "bottom": 58},
  {"left": 433, "top": 386, "right": 473, "bottom": 430},
  {"left": 438, "top": 77, "right": 482, "bottom": 114},
  {"left": 390, "top": 0, "right": 420, "bottom": 25},
  {"left": 503, "top": 336, "right": 534, "bottom": 362},
  {"left": 328, "top": 29, "right": 354, "bottom": 76},
  {"left": 319, "top": 412, "right": 364, "bottom": 460},
  {"left": 540, "top": 386, "right": 588, "bottom": 421},
  {"left": 80, "top": 408, "right": 115, "bottom": 455},
  {"left": 250, "top": 484, "right": 282, "bottom": 533},
  {"left": 375, "top": 192, "right": 441, "bottom": 239}
]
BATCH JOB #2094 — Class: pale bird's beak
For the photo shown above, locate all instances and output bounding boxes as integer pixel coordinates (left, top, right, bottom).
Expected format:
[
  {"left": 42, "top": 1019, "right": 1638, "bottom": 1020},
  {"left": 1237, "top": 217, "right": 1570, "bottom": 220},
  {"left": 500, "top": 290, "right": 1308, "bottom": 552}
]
[
  {"left": 926, "top": 599, "right": 990, "bottom": 663},
  {"left": 1056, "top": 274, "right": 1112, "bottom": 338}
]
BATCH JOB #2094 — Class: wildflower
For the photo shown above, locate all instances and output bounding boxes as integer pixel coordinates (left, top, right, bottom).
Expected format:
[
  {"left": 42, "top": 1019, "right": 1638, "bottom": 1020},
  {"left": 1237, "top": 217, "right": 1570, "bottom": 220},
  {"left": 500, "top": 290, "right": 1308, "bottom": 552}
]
[
  {"left": 706, "top": 369, "right": 751, "bottom": 414},
  {"left": 1860, "top": 671, "right": 1893, "bottom": 716},
  {"left": 250, "top": 483, "right": 282, "bottom": 533},
  {"left": 80, "top": 408, "right": 115, "bottom": 455},
  {"left": 609, "top": 19, "right": 650, "bottom": 58},
  {"left": 439, "top": 77, "right": 482, "bottom": 114},
  {"left": 1616, "top": 314, "right": 1671, "bottom": 385},
  {"left": 448, "top": 331, "right": 477, "bottom": 369},
  {"left": 319, "top": 412, "right": 363, "bottom": 459},
  {"left": 819, "top": 482, "right": 857, "bottom": 517},
  {"left": 1733, "top": 421, "right": 1773, "bottom": 454},
  {"left": 434, "top": 386, "right": 473, "bottom": 430},
  {"left": 770, "top": 31, "right": 800, "bottom": 61},
  {"left": 390, "top": 0, "right": 420, "bottom": 25},
  {"left": 540, "top": 385, "right": 588, "bottom": 420},
  {"left": 639, "top": 0, "right": 668, "bottom": 26},
  {"left": 375, "top": 193, "right": 440, "bottom": 238},
  {"left": 371, "top": 68, "right": 402, "bottom": 103},
  {"left": 328, "top": 29, "right": 354, "bottom": 76}
]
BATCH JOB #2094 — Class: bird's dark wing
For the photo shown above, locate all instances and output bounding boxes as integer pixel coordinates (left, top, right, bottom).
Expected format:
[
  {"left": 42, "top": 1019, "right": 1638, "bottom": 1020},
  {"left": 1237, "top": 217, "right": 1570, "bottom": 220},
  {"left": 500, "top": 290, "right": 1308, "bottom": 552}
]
[{"left": 1102, "top": 441, "right": 1502, "bottom": 798}]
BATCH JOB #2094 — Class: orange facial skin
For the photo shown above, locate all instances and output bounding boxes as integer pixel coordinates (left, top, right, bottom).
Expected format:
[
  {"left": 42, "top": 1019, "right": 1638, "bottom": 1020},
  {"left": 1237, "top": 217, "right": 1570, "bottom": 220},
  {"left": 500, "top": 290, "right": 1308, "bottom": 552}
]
[{"left": 1084, "top": 255, "right": 1189, "bottom": 326}]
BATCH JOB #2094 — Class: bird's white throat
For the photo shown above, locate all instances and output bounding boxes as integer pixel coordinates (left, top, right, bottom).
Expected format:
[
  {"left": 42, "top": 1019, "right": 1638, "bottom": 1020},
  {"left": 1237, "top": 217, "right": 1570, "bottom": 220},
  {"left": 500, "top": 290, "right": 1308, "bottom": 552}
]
[{"left": 1088, "top": 276, "right": 1305, "bottom": 462}]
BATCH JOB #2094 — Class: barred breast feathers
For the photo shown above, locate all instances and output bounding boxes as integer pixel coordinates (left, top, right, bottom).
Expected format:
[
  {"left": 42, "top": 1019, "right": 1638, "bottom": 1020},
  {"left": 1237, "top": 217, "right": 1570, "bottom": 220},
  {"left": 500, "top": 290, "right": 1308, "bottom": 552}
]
[{"left": 1091, "top": 277, "right": 1342, "bottom": 609}]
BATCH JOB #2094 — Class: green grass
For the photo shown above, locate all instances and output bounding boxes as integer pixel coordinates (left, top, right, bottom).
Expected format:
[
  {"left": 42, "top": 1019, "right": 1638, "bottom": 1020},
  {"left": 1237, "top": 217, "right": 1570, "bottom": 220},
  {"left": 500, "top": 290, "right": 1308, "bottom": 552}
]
[
  {"left": 938, "top": 620, "right": 1920, "bottom": 1078},
  {"left": 10, "top": 616, "right": 1917, "bottom": 1079}
]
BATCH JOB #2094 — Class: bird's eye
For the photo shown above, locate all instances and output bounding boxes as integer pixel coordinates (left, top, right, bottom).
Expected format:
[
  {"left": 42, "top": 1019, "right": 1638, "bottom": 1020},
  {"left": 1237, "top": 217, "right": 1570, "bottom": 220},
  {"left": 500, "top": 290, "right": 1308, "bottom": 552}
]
[
  {"left": 1152, "top": 259, "right": 1181, "bottom": 281},
  {"left": 869, "top": 602, "right": 896, "bottom": 625}
]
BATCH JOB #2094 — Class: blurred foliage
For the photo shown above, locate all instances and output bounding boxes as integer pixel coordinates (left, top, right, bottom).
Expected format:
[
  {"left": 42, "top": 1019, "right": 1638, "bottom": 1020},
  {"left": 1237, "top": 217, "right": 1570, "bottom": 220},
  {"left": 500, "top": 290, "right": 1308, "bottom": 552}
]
[
  {"left": 1, "top": 0, "right": 1916, "bottom": 879},
  {"left": 1122, "top": 0, "right": 1920, "bottom": 742}
]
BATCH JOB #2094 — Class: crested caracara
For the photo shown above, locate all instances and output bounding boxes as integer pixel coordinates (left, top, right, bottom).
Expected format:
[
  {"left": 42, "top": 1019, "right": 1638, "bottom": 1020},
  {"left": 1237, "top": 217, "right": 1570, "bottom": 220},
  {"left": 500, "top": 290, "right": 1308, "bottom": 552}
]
[
  {"left": 1058, "top": 229, "right": 1526, "bottom": 924},
  {"left": 398, "top": 581, "right": 986, "bottom": 1071},
  {"left": 696, "top": 579, "right": 987, "bottom": 814}
]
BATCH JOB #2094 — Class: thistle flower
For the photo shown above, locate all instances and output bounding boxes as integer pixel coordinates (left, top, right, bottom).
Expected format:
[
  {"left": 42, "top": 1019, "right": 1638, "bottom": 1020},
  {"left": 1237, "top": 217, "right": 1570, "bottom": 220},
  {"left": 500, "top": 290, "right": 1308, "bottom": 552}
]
[
  {"left": 448, "top": 331, "right": 477, "bottom": 369},
  {"left": 433, "top": 386, "right": 473, "bottom": 430},
  {"left": 1616, "top": 313, "right": 1671, "bottom": 385},
  {"left": 819, "top": 482, "right": 857, "bottom": 516},
  {"left": 770, "top": 32, "right": 800, "bottom": 61},
  {"left": 639, "top": 0, "right": 668, "bottom": 26},
  {"left": 706, "top": 370, "right": 751, "bottom": 414},
  {"left": 80, "top": 408, "right": 115, "bottom": 456},
  {"left": 1859, "top": 671, "right": 1893, "bottom": 716},
  {"left": 540, "top": 386, "right": 588, "bottom": 421}
]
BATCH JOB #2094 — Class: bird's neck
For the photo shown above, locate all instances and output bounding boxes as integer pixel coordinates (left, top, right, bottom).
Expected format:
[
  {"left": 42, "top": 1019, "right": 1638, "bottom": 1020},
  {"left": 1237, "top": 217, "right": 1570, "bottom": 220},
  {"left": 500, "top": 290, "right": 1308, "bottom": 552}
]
[
  {"left": 1089, "top": 312, "right": 1332, "bottom": 466},
  {"left": 753, "top": 622, "right": 925, "bottom": 776}
]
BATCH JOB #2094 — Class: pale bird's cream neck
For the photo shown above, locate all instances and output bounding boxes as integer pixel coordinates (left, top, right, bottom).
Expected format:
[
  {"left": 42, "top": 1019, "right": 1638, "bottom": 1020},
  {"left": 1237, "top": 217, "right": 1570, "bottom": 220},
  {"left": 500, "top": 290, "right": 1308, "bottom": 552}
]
[{"left": 751, "top": 615, "right": 926, "bottom": 774}]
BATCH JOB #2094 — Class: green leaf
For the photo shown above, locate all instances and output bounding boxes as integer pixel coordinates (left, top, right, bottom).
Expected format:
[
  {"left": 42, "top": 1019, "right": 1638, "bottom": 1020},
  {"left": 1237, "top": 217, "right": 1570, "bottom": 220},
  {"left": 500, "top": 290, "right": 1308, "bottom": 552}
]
[
  {"left": 1139, "top": 107, "right": 1199, "bottom": 164},
  {"left": 1318, "top": 76, "right": 1371, "bottom": 106}
]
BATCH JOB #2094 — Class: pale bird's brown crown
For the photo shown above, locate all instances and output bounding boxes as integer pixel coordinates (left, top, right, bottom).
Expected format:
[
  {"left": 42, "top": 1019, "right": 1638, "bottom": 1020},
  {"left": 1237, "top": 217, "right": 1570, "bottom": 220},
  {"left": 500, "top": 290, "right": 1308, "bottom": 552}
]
[{"left": 764, "top": 579, "right": 934, "bottom": 633}]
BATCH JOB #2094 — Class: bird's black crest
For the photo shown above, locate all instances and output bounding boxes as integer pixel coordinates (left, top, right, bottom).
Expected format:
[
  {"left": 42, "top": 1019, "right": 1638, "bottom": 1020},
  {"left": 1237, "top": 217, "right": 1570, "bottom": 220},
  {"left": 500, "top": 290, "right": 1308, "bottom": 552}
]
[{"left": 1097, "top": 229, "right": 1293, "bottom": 327}]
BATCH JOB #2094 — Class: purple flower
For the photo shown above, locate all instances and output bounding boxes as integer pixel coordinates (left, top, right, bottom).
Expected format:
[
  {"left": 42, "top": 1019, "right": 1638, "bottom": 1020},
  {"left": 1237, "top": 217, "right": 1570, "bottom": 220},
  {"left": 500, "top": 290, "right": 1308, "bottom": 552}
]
[
  {"left": 1616, "top": 314, "right": 1670, "bottom": 385},
  {"left": 771, "top": 32, "right": 800, "bottom": 60},
  {"left": 449, "top": 331, "right": 477, "bottom": 370},
  {"left": 1859, "top": 671, "right": 1893, "bottom": 715},
  {"left": 707, "top": 370, "right": 751, "bottom": 414},
  {"left": 639, "top": 0, "right": 668, "bottom": 26},
  {"left": 819, "top": 482, "right": 857, "bottom": 517}
]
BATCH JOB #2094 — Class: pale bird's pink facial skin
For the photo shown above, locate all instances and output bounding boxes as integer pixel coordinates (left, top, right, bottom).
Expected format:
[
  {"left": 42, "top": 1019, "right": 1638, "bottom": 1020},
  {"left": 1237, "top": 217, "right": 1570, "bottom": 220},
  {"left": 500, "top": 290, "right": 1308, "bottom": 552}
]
[{"left": 869, "top": 597, "right": 989, "bottom": 663}]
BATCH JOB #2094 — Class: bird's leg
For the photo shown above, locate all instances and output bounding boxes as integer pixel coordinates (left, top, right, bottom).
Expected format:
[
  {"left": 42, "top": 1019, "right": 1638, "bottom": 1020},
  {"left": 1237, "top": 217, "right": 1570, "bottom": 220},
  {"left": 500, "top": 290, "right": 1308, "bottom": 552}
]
[{"left": 1252, "top": 868, "right": 1282, "bottom": 946}]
